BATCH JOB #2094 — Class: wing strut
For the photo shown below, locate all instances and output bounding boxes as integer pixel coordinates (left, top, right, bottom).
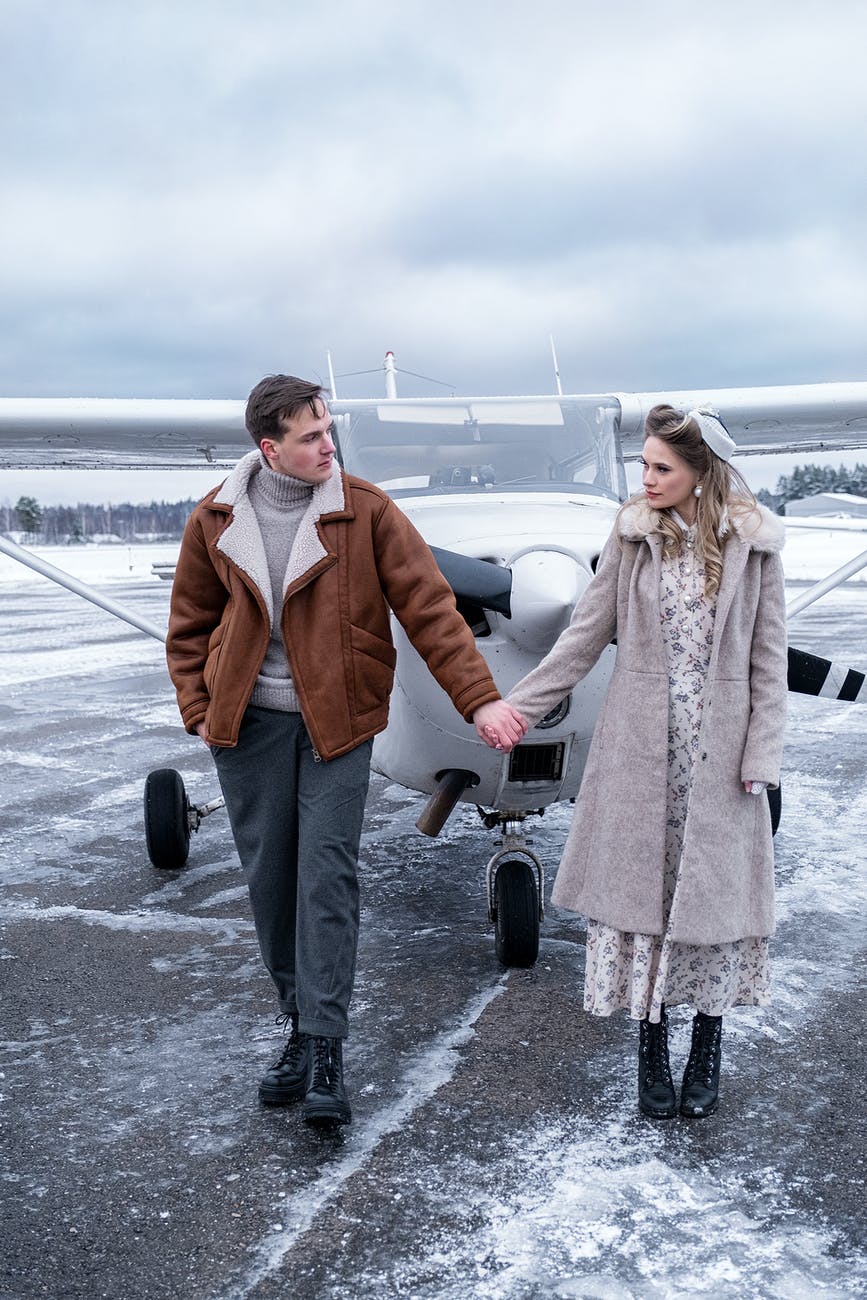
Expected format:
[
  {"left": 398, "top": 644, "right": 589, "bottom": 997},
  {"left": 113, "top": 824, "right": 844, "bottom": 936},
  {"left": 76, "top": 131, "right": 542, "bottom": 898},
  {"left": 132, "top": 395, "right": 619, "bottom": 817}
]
[
  {"left": 0, "top": 535, "right": 167, "bottom": 643},
  {"left": 786, "top": 546, "right": 867, "bottom": 620}
]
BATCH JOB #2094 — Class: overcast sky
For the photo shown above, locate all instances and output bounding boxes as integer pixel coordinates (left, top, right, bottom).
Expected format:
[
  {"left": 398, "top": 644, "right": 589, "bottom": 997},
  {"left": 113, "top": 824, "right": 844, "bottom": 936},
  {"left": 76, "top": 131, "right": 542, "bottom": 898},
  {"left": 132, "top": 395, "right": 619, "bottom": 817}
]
[{"left": 1, "top": 0, "right": 865, "bottom": 504}]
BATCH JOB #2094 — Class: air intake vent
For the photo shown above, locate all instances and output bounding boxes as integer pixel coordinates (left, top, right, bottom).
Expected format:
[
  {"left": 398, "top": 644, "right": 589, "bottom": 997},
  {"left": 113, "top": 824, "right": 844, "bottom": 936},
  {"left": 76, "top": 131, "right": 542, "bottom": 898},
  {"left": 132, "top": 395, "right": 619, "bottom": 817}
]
[{"left": 509, "top": 743, "right": 565, "bottom": 784}]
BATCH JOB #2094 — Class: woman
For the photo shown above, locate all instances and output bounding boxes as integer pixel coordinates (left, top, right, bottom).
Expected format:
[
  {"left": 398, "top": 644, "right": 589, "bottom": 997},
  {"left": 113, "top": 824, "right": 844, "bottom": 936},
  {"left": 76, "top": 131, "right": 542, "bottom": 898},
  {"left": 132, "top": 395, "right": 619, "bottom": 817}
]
[{"left": 489, "top": 405, "right": 787, "bottom": 1119}]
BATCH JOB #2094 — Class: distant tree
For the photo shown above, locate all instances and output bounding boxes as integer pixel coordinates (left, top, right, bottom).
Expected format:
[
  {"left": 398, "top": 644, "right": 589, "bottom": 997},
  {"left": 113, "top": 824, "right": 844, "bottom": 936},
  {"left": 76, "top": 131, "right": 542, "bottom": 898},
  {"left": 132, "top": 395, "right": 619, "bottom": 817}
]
[
  {"left": 773, "top": 463, "right": 867, "bottom": 506},
  {"left": 756, "top": 487, "right": 784, "bottom": 513},
  {"left": 52, "top": 505, "right": 83, "bottom": 542},
  {"left": 843, "top": 462, "right": 867, "bottom": 497},
  {"left": 15, "top": 495, "right": 43, "bottom": 538}
]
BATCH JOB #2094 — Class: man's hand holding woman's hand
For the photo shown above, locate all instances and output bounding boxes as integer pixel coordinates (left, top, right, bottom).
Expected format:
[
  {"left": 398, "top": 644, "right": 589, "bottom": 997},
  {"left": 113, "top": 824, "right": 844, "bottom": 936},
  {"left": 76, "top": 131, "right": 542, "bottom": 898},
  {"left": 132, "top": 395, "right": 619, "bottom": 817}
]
[{"left": 473, "top": 700, "right": 528, "bottom": 752}]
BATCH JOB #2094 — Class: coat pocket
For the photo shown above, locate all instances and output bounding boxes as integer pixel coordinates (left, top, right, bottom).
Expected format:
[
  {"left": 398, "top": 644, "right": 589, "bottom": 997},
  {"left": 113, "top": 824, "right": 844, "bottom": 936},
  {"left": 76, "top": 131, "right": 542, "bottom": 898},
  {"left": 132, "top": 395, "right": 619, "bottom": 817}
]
[
  {"left": 202, "top": 623, "right": 227, "bottom": 695},
  {"left": 349, "top": 623, "right": 397, "bottom": 717}
]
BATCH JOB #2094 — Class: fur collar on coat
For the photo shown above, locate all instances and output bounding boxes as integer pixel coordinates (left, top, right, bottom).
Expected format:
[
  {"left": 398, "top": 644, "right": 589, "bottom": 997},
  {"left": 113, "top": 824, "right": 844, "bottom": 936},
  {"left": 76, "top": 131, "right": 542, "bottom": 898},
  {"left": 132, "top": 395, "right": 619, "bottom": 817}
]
[
  {"left": 617, "top": 497, "right": 785, "bottom": 553},
  {"left": 210, "top": 450, "right": 348, "bottom": 622}
]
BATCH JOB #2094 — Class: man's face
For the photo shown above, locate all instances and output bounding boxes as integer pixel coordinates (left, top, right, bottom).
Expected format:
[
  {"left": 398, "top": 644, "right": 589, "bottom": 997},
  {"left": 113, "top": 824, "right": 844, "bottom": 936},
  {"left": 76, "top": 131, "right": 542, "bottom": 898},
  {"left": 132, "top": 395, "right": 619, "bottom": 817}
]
[{"left": 261, "top": 399, "right": 336, "bottom": 483}]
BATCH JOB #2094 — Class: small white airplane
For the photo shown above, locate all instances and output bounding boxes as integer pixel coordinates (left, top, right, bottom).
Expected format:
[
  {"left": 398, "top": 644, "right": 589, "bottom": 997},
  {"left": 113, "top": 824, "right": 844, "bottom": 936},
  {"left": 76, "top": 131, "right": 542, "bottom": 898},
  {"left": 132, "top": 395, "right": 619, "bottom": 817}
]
[{"left": 2, "top": 353, "right": 867, "bottom": 966}]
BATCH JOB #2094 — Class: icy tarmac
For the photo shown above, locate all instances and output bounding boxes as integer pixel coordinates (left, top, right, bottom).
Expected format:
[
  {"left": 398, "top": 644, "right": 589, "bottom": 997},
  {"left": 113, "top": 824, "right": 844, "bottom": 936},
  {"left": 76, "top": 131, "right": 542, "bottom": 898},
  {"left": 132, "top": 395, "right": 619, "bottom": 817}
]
[{"left": 1, "top": 551, "right": 865, "bottom": 1299}]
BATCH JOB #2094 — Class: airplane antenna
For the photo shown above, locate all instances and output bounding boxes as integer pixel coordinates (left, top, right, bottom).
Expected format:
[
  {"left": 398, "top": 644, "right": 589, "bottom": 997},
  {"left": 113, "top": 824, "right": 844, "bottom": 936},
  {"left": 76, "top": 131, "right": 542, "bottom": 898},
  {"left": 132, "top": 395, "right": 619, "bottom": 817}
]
[
  {"left": 384, "top": 350, "right": 398, "bottom": 399},
  {"left": 327, "top": 349, "right": 338, "bottom": 398},
  {"left": 550, "top": 334, "right": 563, "bottom": 396}
]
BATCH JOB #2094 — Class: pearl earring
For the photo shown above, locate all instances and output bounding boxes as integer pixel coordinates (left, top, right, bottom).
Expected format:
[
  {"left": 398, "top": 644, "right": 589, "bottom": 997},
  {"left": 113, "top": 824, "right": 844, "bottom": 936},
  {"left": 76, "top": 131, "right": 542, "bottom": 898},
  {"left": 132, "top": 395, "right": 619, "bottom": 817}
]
[{"left": 693, "top": 483, "right": 702, "bottom": 498}]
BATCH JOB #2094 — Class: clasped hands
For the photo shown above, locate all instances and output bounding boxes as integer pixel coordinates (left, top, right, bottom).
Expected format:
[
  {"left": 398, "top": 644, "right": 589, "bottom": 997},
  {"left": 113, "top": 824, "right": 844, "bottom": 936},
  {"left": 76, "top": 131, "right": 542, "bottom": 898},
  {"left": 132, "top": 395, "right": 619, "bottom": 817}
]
[{"left": 473, "top": 700, "right": 528, "bottom": 753}]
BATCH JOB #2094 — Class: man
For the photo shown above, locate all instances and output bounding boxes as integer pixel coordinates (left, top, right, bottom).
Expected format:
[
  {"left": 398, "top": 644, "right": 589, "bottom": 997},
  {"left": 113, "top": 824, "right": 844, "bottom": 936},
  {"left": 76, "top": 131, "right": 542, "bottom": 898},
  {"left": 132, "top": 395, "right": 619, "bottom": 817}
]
[{"left": 166, "top": 374, "right": 525, "bottom": 1127}]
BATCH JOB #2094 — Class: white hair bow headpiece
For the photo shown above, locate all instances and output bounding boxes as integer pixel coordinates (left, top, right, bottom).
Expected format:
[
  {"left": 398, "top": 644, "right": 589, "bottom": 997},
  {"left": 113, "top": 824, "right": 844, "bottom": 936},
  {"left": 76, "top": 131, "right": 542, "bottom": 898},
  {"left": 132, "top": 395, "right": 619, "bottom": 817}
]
[{"left": 688, "top": 406, "right": 736, "bottom": 462}]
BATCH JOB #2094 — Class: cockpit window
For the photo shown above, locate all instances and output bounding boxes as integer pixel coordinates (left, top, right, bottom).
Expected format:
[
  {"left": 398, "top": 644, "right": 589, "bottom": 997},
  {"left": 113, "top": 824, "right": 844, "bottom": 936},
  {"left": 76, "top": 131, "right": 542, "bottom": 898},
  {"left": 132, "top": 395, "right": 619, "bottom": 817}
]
[{"left": 334, "top": 398, "right": 626, "bottom": 500}]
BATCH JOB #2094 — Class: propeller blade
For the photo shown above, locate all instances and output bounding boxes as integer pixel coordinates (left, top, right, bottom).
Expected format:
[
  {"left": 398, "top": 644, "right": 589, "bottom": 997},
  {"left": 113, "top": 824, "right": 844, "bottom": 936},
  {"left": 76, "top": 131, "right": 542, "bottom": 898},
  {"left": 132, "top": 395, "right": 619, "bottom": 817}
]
[
  {"left": 430, "top": 546, "right": 512, "bottom": 617},
  {"left": 788, "top": 646, "right": 866, "bottom": 702}
]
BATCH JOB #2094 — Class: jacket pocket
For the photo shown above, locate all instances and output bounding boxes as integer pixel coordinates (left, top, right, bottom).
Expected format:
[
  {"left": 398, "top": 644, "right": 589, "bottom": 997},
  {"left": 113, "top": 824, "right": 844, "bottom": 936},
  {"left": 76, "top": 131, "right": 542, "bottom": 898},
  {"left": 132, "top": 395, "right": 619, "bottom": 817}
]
[
  {"left": 203, "top": 623, "right": 227, "bottom": 695},
  {"left": 349, "top": 623, "right": 397, "bottom": 717}
]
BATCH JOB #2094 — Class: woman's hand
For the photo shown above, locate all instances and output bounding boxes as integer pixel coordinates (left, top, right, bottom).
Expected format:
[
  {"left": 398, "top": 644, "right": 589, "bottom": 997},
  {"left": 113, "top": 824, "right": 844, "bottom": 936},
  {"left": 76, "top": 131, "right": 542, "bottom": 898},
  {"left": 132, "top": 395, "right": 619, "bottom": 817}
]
[{"left": 743, "top": 780, "right": 768, "bottom": 795}]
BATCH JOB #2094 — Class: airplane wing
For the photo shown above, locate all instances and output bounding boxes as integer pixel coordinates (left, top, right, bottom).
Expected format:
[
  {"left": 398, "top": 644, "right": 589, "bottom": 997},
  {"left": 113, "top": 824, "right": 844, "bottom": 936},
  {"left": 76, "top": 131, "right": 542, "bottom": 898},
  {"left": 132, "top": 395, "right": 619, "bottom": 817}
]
[
  {"left": 614, "top": 381, "right": 867, "bottom": 459},
  {"left": 0, "top": 398, "right": 249, "bottom": 468},
  {"left": 2, "top": 381, "right": 866, "bottom": 469}
]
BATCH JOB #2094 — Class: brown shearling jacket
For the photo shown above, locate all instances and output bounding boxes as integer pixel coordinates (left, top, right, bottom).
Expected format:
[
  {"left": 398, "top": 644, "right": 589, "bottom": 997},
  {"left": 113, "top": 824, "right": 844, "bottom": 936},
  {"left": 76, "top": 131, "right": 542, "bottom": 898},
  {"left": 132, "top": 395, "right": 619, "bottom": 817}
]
[{"left": 166, "top": 452, "right": 501, "bottom": 760}]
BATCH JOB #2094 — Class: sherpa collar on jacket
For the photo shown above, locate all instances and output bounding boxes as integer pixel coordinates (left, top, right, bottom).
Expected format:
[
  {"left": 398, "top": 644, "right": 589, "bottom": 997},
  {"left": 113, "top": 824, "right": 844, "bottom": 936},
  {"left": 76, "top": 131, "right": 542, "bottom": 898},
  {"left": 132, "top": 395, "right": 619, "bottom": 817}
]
[
  {"left": 617, "top": 498, "right": 785, "bottom": 553},
  {"left": 210, "top": 450, "right": 350, "bottom": 622}
]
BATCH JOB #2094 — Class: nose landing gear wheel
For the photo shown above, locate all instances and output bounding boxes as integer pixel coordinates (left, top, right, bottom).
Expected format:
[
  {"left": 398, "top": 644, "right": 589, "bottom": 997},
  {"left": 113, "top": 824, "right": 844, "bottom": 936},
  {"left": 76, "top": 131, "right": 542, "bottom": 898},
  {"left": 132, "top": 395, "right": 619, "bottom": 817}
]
[
  {"left": 144, "top": 768, "right": 191, "bottom": 870},
  {"left": 493, "top": 858, "right": 540, "bottom": 968}
]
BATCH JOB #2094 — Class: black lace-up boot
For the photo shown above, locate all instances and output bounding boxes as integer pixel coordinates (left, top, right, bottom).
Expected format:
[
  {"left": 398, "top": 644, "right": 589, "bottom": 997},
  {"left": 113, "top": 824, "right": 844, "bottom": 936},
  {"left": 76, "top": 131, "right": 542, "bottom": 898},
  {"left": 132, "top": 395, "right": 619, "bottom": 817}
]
[
  {"left": 303, "top": 1036, "right": 351, "bottom": 1127},
  {"left": 258, "top": 1015, "right": 310, "bottom": 1106},
  {"left": 638, "top": 1006, "right": 677, "bottom": 1119},
  {"left": 680, "top": 1012, "right": 722, "bottom": 1118}
]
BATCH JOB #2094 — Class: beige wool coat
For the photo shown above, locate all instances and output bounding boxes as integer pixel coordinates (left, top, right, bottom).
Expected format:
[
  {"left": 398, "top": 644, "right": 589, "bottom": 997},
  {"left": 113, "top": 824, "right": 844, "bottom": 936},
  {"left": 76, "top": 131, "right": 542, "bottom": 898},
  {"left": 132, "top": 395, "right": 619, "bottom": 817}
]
[{"left": 506, "top": 500, "right": 787, "bottom": 946}]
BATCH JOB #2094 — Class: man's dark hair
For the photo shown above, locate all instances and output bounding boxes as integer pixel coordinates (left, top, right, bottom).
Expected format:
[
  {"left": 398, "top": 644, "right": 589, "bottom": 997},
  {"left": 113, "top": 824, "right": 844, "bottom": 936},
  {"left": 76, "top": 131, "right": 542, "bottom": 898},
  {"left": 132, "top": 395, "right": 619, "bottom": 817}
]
[{"left": 245, "top": 375, "right": 328, "bottom": 448}]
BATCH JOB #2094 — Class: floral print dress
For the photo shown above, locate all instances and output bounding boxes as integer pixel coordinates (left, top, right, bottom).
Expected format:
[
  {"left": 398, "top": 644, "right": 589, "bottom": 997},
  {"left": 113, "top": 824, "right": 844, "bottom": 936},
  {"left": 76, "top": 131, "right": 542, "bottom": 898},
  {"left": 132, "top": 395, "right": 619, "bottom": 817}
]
[{"left": 583, "top": 517, "right": 770, "bottom": 1023}]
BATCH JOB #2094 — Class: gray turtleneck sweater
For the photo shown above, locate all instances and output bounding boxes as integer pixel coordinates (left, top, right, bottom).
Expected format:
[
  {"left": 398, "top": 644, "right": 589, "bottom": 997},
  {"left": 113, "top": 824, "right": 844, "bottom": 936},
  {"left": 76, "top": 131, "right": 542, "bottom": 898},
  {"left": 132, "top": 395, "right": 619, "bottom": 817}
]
[{"left": 248, "top": 456, "right": 314, "bottom": 713}]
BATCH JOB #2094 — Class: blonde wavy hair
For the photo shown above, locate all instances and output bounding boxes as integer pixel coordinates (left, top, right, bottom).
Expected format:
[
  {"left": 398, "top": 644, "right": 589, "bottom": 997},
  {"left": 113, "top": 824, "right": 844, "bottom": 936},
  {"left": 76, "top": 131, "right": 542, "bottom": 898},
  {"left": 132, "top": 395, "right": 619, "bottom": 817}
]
[{"left": 618, "top": 404, "right": 757, "bottom": 597}]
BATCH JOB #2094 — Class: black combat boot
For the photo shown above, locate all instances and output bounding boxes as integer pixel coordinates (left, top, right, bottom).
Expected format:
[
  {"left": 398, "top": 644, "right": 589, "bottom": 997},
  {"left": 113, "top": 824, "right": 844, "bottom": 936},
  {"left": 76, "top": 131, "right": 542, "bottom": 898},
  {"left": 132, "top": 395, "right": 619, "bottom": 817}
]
[
  {"left": 680, "top": 1012, "right": 722, "bottom": 1118},
  {"left": 258, "top": 1015, "right": 310, "bottom": 1106},
  {"left": 303, "top": 1036, "right": 352, "bottom": 1127},
  {"left": 638, "top": 1006, "right": 677, "bottom": 1119}
]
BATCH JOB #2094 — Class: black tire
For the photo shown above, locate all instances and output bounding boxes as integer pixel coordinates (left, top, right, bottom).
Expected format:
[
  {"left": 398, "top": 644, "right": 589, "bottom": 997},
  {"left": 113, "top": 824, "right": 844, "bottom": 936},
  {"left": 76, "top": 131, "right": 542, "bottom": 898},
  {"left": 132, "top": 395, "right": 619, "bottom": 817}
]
[
  {"left": 144, "top": 768, "right": 190, "bottom": 870},
  {"left": 493, "top": 859, "right": 540, "bottom": 968},
  {"left": 768, "top": 783, "right": 782, "bottom": 837}
]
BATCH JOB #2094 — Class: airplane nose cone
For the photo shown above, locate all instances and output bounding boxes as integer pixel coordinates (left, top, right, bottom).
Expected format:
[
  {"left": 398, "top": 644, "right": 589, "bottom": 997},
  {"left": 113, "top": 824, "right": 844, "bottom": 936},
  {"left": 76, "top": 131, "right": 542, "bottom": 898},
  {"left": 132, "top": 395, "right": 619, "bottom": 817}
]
[{"left": 505, "top": 548, "right": 589, "bottom": 654}]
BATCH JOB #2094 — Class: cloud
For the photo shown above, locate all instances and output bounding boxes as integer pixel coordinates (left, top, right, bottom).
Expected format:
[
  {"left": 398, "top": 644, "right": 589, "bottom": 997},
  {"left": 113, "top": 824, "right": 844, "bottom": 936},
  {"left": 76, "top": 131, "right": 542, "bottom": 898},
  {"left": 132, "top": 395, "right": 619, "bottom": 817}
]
[{"left": 0, "top": 0, "right": 865, "bottom": 404}]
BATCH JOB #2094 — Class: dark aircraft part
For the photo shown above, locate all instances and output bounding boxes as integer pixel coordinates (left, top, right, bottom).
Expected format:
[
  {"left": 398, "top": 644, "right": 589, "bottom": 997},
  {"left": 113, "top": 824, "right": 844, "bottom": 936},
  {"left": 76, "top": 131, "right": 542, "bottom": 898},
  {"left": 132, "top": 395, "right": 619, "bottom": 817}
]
[
  {"left": 768, "top": 785, "right": 781, "bottom": 836},
  {"left": 144, "top": 768, "right": 191, "bottom": 870},
  {"left": 430, "top": 546, "right": 512, "bottom": 618},
  {"left": 415, "top": 768, "right": 478, "bottom": 837},
  {"left": 788, "top": 646, "right": 866, "bottom": 701},
  {"left": 493, "top": 859, "right": 540, "bottom": 968}
]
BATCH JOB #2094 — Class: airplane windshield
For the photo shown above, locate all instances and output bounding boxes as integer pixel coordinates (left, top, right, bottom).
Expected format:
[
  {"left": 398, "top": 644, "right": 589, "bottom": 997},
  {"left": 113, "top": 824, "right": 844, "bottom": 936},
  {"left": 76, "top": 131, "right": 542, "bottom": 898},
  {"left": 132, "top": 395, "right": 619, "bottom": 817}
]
[{"left": 334, "top": 398, "right": 625, "bottom": 500}]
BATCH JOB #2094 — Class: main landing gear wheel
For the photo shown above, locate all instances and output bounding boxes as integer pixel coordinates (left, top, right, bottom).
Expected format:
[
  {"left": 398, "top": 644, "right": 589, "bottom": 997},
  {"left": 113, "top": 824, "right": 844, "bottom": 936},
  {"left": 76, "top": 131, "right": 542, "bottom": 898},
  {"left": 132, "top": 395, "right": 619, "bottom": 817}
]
[
  {"left": 144, "top": 768, "right": 191, "bottom": 870},
  {"left": 493, "top": 859, "right": 540, "bottom": 968}
]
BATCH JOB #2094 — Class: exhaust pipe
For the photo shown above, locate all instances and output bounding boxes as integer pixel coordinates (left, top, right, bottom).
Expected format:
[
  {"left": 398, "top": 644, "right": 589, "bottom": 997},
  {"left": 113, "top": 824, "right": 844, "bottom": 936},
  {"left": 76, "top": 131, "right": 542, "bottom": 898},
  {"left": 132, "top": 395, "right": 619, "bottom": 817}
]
[{"left": 415, "top": 769, "right": 477, "bottom": 837}]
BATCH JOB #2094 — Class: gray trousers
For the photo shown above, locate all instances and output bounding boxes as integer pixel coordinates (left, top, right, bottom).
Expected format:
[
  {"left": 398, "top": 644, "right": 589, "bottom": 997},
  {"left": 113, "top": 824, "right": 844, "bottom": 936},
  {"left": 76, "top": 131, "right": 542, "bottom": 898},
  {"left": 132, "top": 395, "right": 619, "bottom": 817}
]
[{"left": 213, "top": 707, "right": 372, "bottom": 1039}]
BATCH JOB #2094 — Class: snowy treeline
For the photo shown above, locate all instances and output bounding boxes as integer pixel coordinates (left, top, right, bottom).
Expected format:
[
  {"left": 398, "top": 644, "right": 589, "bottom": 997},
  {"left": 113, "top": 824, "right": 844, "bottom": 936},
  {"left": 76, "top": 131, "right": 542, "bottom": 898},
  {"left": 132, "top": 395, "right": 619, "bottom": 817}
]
[
  {"left": 2, "top": 497, "right": 199, "bottom": 543},
  {"left": 772, "top": 463, "right": 867, "bottom": 506}
]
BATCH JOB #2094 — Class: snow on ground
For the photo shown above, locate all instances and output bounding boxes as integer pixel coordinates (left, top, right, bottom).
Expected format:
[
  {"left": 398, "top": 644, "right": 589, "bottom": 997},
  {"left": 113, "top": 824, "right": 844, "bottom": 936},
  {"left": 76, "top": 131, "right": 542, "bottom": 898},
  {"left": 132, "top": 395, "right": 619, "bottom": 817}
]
[
  {"left": 0, "top": 541, "right": 181, "bottom": 585},
  {"left": 782, "top": 522, "right": 867, "bottom": 582}
]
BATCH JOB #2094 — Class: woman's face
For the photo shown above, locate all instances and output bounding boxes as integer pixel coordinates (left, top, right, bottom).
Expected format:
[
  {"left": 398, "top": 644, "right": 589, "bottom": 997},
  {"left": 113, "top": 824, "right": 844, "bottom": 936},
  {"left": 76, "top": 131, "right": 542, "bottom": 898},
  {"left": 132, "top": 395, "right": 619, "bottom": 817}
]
[{"left": 641, "top": 435, "right": 701, "bottom": 518}]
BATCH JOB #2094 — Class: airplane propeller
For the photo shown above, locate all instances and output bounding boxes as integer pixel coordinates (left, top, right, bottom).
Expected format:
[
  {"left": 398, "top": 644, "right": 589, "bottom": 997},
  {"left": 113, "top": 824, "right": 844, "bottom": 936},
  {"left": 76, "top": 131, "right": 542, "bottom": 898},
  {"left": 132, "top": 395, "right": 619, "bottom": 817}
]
[{"left": 787, "top": 646, "right": 867, "bottom": 702}]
